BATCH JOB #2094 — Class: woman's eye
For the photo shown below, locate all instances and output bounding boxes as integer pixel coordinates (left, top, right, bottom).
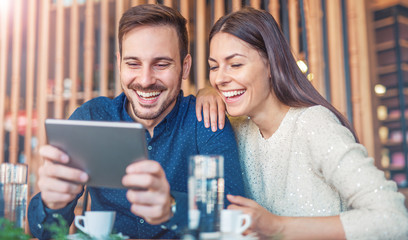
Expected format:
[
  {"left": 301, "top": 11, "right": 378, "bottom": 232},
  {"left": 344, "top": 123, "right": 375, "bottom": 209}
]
[
  {"left": 231, "top": 63, "right": 242, "bottom": 68},
  {"left": 209, "top": 66, "right": 219, "bottom": 71}
]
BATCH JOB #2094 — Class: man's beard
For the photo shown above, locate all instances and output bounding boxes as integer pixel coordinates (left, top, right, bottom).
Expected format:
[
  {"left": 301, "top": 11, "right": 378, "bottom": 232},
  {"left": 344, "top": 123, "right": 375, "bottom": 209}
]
[{"left": 128, "top": 73, "right": 182, "bottom": 120}]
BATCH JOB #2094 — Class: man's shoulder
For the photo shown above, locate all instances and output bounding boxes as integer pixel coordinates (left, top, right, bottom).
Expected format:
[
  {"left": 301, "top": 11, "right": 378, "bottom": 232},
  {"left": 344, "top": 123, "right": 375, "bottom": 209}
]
[{"left": 70, "top": 94, "right": 126, "bottom": 120}]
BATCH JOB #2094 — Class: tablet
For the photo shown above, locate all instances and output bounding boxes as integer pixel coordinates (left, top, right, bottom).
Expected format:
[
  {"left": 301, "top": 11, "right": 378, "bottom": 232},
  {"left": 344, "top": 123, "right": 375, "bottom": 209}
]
[{"left": 45, "top": 119, "right": 148, "bottom": 189}]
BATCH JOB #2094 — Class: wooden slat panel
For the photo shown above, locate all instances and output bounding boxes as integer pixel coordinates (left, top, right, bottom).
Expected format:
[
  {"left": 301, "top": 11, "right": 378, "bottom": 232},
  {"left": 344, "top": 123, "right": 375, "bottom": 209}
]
[
  {"left": 54, "top": 0, "right": 65, "bottom": 119},
  {"left": 0, "top": 0, "right": 10, "bottom": 163},
  {"left": 304, "top": 0, "right": 325, "bottom": 94},
  {"left": 196, "top": 0, "right": 206, "bottom": 91},
  {"left": 163, "top": 0, "right": 173, "bottom": 7},
  {"left": 214, "top": 0, "right": 225, "bottom": 22},
  {"left": 250, "top": 0, "right": 261, "bottom": 9},
  {"left": 25, "top": 0, "right": 37, "bottom": 168},
  {"left": 232, "top": 0, "right": 242, "bottom": 12},
  {"left": 69, "top": 0, "right": 80, "bottom": 115},
  {"left": 37, "top": 0, "right": 50, "bottom": 148},
  {"left": 115, "top": 0, "right": 125, "bottom": 96},
  {"left": 147, "top": 0, "right": 156, "bottom": 4},
  {"left": 9, "top": 0, "right": 23, "bottom": 164},
  {"left": 289, "top": 0, "right": 300, "bottom": 57},
  {"left": 84, "top": 0, "right": 95, "bottom": 101},
  {"left": 327, "top": 0, "right": 347, "bottom": 116},
  {"left": 100, "top": 0, "right": 109, "bottom": 96},
  {"left": 132, "top": 0, "right": 146, "bottom": 6},
  {"left": 269, "top": 0, "right": 280, "bottom": 26},
  {"left": 347, "top": 0, "right": 376, "bottom": 157},
  {"left": 180, "top": 0, "right": 192, "bottom": 95}
]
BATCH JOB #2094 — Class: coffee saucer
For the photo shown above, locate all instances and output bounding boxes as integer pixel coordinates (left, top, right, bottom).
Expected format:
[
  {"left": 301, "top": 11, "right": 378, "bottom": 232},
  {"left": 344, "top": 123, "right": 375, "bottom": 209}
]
[{"left": 66, "top": 232, "right": 129, "bottom": 240}]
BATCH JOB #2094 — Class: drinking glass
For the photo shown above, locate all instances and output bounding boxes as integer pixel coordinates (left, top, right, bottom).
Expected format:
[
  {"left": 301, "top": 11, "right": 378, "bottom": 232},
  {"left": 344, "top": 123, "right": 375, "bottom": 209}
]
[
  {"left": 188, "top": 155, "right": 224, "bottom": 238},
  {"left": 0, "top": 163, "right": 28, "bottom": 228}
]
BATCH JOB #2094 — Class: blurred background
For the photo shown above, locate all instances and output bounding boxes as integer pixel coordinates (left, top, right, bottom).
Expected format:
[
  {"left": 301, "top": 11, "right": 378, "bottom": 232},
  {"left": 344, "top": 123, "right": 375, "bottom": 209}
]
[{"left": 0, "top": 0, "right": 407, "bottom": 212}]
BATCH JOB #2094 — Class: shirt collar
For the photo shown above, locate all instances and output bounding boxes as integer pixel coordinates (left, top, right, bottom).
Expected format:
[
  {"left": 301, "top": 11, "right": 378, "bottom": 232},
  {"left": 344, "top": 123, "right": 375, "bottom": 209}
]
[{"left": 122, "top": 91, "right": 184, "bottom": 137}]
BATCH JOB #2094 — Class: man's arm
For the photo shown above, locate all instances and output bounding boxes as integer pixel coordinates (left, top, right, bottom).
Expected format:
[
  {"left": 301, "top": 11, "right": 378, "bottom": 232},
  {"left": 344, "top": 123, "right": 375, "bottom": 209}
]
[{"left": 27, "top": 145, "right": 88, "bottom": 239}]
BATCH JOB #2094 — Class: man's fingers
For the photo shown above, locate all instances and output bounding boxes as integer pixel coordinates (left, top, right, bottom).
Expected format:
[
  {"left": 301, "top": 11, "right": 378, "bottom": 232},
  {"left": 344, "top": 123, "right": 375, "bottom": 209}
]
[
  {"left": 40, "top": 161, "right": 88, "bottom": 183},
  {"left": 126, "top": 160, "right": 164, "bottom": 175},
  {"left": 122, "top": 173, "right": 164, "bottom": 190},
  {"left": 41, "top": 190, "right": 77, "bottom": 205},
  {"left": 126, "top": 190, "right": 167, "bottom": 206},
  {"left": 39, "top": 145, "right": 69, "bottom": 164},
  {"left": 38, "top": 175, "right": 83, "bottom": 195}
]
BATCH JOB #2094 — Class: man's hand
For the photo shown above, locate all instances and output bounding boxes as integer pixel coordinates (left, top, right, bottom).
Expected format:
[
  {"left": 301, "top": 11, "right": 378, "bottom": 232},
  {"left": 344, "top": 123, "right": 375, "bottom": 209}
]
[
  {"left": 38, "top": 145, "right": 89, "bottom": 210},
  {"left": 122, "top": 160, "right": 172, "bottom": 225}
]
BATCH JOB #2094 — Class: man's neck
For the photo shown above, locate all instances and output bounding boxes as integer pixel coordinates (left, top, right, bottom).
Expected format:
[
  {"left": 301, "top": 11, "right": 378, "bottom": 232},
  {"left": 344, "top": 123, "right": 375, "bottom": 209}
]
[{"left": 126, "top": 100, "right": 177, "bottom": 138}]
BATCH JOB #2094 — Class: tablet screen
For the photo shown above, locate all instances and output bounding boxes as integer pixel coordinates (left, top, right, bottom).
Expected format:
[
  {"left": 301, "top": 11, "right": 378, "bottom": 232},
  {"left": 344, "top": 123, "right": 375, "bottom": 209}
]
[{"left": 45, "top": 119, "right": 148, "bottom": 189}]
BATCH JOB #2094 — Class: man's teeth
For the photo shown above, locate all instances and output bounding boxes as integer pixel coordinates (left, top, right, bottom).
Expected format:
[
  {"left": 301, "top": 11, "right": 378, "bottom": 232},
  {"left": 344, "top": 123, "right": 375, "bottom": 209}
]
[
  {"left": 222, "top": 90, "right": 246, "bottom": 98},
  {"left": 137, "top": 91, "right": 161, "bottom": 98}
]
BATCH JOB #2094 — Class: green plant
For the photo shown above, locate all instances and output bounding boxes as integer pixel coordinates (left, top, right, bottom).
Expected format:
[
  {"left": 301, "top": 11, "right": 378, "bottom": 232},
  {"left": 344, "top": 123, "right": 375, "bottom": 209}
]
[
  {"left": 44, "top": 214, "right": 70, "bottom": 240},
  {"left": 0, "top": 218, "right": 30, "bottom": 240}
]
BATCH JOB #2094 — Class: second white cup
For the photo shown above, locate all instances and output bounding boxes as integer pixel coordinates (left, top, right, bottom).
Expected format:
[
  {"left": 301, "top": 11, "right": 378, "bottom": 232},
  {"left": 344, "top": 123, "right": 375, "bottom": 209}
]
[
  {"left": 74, "top": 211, "right": 116, "bottom": 238},
  {"left": 220, "top": 209, "right": 251, "bottom": 235}
]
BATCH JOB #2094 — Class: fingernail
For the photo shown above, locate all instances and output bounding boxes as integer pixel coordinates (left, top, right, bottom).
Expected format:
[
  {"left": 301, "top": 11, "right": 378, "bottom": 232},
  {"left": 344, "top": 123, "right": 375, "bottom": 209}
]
[
  {"left": 205, "top": 122, "right": 210, "bottom": 128},
  {"left": 212, "top": 126, "right": 217, "bottom": 132},
  {"left": 61, "top": 154, "right": 69, "bottom": 163},
  {"left": 219, "top": 124, "right": 224, "bottom": 129},
  {"left": 80, "top": 173, "right": 88, "bottom": 182}
]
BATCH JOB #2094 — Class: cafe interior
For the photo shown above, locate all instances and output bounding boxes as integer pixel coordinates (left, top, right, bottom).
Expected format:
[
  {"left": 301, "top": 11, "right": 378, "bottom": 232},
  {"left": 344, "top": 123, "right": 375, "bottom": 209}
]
[{"left": 1, "top": 0, "right": 408, "bottom": 238}]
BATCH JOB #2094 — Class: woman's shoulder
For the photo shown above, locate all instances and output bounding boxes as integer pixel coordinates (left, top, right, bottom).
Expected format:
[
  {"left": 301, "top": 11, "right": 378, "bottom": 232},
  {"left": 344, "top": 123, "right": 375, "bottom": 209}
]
[{"left": 295, "top": 105, "right": 340, "bottom": 125}]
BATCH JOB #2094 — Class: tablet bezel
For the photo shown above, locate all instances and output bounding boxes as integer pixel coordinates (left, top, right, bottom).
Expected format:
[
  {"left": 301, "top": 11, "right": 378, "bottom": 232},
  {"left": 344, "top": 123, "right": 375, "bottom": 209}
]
[{"left": 45, "top": 119, "right": 148, "bottom": 189}]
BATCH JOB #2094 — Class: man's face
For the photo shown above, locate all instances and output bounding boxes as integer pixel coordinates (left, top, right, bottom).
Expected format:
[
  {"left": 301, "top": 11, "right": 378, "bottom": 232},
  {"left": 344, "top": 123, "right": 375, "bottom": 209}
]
[{"left": 118, "top": 25, "right": 190, "bottom": 123}]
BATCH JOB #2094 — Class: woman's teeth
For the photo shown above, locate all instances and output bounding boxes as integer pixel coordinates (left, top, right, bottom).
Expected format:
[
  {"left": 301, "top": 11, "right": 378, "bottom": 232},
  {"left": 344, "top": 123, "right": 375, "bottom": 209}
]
[
  {"left": 222, "top": 90, "right": 246, "bottom": 98},
  {"left": 137, "top": 91, "right": 161, "bottom": 98}
]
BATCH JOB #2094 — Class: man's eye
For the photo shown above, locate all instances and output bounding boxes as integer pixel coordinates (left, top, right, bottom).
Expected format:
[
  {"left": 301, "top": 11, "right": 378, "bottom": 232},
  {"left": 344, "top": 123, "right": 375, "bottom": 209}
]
[
  {"left": 126, "top": 62, "right": 140, "bottom": 67},
  {"left": 155, "top": 63, "right": 170, "bottom": 69}
]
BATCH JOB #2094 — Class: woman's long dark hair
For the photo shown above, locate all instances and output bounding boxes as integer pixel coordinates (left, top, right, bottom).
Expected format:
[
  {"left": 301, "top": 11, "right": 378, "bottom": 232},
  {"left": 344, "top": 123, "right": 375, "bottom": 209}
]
[{"left": 209, "top": 7, "right": 358, "bottom": 142}]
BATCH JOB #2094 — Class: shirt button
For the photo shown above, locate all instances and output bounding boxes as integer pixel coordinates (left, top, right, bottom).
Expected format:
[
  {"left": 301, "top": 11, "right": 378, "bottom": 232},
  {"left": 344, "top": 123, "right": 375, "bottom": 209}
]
[
  {"left": 140, "top": 219, "right": 145, "bottom": 224},
  {"left": 161, "top": 225, "right": 168, "bottom": 229},
  {"left": 148, "top": 146, "right": 152, "bottom": 151},
  {"left": 37, "top": 223, "right": 42, "bottom": 229}
]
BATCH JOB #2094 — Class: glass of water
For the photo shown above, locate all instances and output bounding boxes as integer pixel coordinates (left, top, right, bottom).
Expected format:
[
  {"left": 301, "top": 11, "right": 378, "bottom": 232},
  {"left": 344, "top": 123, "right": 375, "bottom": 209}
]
[
  {"left": 188, "top": 155, "right": 224, "bottom": 238},
  {"left": 0, "top": 163, "right": 28, "bottom": 229}
]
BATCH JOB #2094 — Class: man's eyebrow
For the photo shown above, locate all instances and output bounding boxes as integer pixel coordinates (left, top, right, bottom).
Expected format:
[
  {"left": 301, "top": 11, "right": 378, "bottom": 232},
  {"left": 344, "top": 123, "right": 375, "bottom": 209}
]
[
  {"left": 208, "top": 53, "right": 246, "bottom": 62},
  {"left": 122, "top": 56, "right": 175, "bottom": 62}
]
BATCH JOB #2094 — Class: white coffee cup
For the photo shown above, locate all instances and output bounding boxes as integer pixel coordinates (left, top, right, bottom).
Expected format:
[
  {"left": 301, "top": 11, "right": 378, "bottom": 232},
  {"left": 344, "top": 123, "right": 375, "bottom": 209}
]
[
  {"left": 220, "top": 209, "right": 251, "bottom": 235},
  {"left": 74, "top": 211, "right": 116, "bottom": 238}
]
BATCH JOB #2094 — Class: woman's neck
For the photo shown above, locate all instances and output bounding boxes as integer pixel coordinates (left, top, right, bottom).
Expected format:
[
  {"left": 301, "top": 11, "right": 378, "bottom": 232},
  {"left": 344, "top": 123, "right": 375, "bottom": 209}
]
[{"left": 249, "top": 97, "right": 290, "bottom": 139}]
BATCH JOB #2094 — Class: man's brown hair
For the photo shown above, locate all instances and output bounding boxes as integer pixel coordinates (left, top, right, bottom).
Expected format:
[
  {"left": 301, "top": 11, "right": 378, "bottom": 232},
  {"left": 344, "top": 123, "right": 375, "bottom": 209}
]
[{"left": 118, "top": 4, "right": 188, "bottom": 62}]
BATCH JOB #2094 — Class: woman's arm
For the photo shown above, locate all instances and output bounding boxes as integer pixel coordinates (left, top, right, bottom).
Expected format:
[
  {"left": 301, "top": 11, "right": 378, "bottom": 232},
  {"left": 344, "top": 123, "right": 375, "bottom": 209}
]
[
  {"left": 227, "top": 195, "right": 346, "bottom": 240},
  {"left": 195, "top": 87, "right": 226, "bottom": 132}
]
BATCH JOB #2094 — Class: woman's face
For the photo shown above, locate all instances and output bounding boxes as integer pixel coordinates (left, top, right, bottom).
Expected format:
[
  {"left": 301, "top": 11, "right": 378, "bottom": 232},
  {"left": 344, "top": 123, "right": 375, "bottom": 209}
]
[{"left": 208, "top": 32, "right": 272, "bottom": 117}]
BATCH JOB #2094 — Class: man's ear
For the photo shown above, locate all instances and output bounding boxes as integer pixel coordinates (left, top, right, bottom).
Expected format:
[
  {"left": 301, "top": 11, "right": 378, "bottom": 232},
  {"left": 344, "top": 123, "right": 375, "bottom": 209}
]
[
  {"left": 116, "top": 51, "right": 121, "bottom": 72},
  {"left": 181, "top": 54, "right": 192, "bottom": 80}
]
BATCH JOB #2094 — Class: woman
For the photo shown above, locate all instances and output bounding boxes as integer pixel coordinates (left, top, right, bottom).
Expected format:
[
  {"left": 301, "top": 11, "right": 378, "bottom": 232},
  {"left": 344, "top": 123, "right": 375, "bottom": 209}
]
[{"left": 196, "top": 7, "right": 408, "bottom": 240}]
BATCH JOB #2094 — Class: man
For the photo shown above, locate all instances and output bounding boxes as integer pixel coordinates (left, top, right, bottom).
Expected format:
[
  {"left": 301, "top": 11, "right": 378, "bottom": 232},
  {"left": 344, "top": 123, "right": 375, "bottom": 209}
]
[{"left": 28, "top": 4, "right": 245, "bottom": 239}]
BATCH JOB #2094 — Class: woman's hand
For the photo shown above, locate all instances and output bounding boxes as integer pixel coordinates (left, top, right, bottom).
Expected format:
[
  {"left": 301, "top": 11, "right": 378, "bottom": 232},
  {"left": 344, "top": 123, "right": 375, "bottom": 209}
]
[
  {"left": 195, "top": 87, "right": 226, "bottom": 132},
  {"left": 227, "top": 195, "right": 284, "bottom": 238}
]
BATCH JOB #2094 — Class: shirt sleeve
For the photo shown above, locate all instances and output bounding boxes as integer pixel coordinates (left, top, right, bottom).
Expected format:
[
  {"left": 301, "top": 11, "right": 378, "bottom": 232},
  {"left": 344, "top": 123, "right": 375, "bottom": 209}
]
[
  {"left": 28, "top": 191, "right": 83, "bottom": 239},
  {"left": 300, "top": 106, "right": 408, "bottom": 240}
]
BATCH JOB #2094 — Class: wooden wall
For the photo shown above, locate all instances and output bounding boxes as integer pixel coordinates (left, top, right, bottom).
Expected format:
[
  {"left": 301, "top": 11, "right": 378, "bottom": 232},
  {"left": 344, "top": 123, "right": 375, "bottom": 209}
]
[{"left": 0, "top": 0, "right": 377, "bottom": 199}]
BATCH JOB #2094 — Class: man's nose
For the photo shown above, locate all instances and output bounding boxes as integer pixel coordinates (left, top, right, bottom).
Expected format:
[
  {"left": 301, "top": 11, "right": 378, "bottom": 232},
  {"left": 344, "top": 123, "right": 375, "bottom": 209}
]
[{"left": 139, "top": 67, "right": 156, "bottom": 87}]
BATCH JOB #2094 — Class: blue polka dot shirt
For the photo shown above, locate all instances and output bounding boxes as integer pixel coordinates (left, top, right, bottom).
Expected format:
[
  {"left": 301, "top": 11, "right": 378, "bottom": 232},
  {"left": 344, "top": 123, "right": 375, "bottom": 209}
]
[{"left": 28, "top": 91, "right": 245, "bottom": 239}]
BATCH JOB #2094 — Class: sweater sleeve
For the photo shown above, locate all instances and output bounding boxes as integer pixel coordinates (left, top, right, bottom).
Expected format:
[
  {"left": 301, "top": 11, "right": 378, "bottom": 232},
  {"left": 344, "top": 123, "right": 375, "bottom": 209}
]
[{"left": 300, "top": 106, "right": 408, "bottom": 240}]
